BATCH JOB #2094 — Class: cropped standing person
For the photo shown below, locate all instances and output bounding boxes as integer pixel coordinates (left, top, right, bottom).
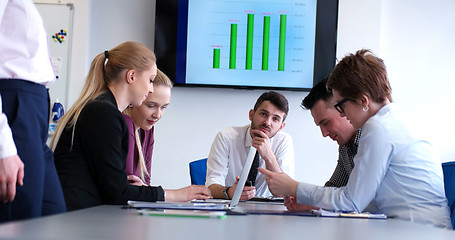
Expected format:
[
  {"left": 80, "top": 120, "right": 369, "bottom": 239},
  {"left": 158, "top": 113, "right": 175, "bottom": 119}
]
[{"left": 0, "top": 0, "right": 66, "bottom": 222}]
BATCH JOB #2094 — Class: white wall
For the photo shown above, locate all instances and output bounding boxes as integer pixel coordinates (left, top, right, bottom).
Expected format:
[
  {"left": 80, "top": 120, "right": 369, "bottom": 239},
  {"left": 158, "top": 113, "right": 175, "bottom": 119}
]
[
  {"left": 33, "top": 0, "right": 90, "bottom": 110},
  {"left": 61, "top": 0, "right": 455, "bottom": 189},
  {"left": 380, "top": 0, "right": 455, "bottom": 160},
  {"left": 87, "top": 0, "right": 156, "bottom": 62}
]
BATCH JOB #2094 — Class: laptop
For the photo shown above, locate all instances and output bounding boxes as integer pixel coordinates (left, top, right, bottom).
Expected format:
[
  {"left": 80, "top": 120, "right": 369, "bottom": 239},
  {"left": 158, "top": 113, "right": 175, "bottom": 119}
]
[
  {"left": 198, "top": 147, "right": 257, "bottom": 214},
  {"left": 187, "top": 146, "right": 257, "bottom": 214},
  {"left": 228, "top": 146, "right": 257, "bottom": 209},
  {"left": 128, "top": 147, "right": 257, "bottom": 214}
]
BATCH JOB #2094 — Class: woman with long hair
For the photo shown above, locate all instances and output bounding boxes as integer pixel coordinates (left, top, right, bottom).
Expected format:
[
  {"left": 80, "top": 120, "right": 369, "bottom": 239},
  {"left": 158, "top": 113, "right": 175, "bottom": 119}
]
[
  {"left": 51, "top": 42, "right": 211, "bottom": 211},
  {"left": 123, "top": 69, "right": 172, "bottom": 186}
]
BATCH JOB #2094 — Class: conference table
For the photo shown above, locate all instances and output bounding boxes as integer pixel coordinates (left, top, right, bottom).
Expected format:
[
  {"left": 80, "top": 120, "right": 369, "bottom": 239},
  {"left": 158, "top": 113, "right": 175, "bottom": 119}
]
[{"left": 0, "top": 202, "right": 453, "bottom": 240}]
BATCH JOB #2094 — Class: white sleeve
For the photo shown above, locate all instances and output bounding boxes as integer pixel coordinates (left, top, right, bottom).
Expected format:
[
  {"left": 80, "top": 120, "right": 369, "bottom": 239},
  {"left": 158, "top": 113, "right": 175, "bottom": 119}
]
[
  {"left": 0, "top": 94, "right": 18, "bottom": 158},
  {"left": 0, "top": 2, "right": 18, "bottom": 158},
  {"left": 275, "top": 133, "right": 295, "bottom": 178},
  {"left": 0, "top": 1, "right": 7, "bottom": 26},
  {"left": 296, "top": 119, "right": 392, "bottom": 213},
  {"left": 205, "top": 131, "right": 230, "bottom": 187}
]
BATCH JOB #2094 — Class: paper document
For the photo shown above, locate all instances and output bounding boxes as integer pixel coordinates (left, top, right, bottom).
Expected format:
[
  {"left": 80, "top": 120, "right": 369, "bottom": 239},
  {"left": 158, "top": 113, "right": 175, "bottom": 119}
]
[
  {"left": 191, "top": 199, "right": 231, "bottom": 204},
  {"left": 138, "top": 209, "right": 227, "bottom": 219},
  {"left": 127, "top": 200, "right": 227, "bottom": 211}
]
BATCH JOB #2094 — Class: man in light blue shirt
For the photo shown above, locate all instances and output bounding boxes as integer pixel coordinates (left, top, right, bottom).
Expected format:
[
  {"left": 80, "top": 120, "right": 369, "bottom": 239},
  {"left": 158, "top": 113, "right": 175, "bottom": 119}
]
[{"left": 260, "top": 50, "right": 452, "bottom": 229}]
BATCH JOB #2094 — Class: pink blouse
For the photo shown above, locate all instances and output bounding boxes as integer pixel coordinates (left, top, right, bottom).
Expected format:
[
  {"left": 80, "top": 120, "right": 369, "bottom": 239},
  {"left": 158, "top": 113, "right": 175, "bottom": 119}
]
[{"left": 123, "top": 114, "right": 154, "bottom": 185}]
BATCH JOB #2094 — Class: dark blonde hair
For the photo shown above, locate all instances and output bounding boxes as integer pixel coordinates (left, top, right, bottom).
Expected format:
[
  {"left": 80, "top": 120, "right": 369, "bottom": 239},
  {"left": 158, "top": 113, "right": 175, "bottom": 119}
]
[
  {"left": 327, "top": 49, "right": 392, "bottom": 103},
  {"left": 50, "top": 41, "right": 156, "bottom": 151},
  {"left": 154, "top": 69, "right": 173, "bottom": 88},
  {"left": 123, "top": 69, "right": 172, "bottom": 183}
]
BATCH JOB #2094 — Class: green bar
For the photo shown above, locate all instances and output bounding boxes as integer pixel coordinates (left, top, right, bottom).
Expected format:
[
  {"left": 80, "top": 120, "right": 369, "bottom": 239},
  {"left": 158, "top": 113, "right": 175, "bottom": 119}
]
[
  {"left": 278, "top": 14, "right": 287, "bottom": 71},
  {"left": 245, "top": 14, "right": 254, "bottom": 70},
  {"left": 213, "top": 49, "right": 220, "bottom": 69},
  {"left": 230, "top": 24, "right": 237, "bottom": 69},
  {"left": 262, "top": 16, "right": 270, "bottom": 70}
]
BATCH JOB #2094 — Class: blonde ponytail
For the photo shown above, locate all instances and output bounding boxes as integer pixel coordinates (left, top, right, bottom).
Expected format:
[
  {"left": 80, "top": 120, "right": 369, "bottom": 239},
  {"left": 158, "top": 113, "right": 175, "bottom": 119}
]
[
  {"left": 50, "top": 41, "right": 156, "bottom": 151},
  {"left": 49, "top": 53, "right": 107, "bottom": 151}
]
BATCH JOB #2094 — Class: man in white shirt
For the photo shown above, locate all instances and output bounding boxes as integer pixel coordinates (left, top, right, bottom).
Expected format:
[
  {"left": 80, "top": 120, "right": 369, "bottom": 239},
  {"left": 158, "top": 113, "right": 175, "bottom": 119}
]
[
  {"left": 0, "top": 0, "right": 66, "bottom": 222},
  {"left": 206, "top": 91, "right": 294, "bottom": 200}
]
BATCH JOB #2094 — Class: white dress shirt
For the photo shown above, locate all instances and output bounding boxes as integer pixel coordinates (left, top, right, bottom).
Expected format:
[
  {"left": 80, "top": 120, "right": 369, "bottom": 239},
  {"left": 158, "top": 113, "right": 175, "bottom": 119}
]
[
  {"left": 0, "top": 0, "right": 55, "bottom": 85},
  {"left": 0, "top": 95, "right": 16, "bottom": 158},
  {"left": 0, "top": 0, "right": 55, "bottom": 158},
  {"left": 206, "top": 124, "right": 295, "bottom": 198},
  {"left": 296, "top": 103, "right": 452, "bottom": 229}
]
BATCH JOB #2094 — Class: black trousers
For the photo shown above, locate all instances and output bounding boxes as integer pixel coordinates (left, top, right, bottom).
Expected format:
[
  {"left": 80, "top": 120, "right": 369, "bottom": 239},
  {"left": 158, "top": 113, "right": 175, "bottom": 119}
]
[{"left": 0, "top": 79, "right": 66, "bottom": 222}]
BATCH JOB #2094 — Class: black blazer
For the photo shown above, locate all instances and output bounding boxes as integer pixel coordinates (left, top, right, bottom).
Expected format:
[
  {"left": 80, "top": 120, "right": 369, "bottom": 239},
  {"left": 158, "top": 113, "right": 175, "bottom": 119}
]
[{"left": 54, "top": 90, "right": 164, "bottom": 211}]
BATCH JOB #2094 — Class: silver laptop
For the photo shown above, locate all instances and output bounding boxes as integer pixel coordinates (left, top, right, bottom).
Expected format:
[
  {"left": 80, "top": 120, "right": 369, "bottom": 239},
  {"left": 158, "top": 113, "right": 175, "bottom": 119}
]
[
  {"left": 128, "top": 148, "right": 257, "bottom": 214},
  {"left": 229, "top": 146, "right": 256, "bottom": 207},
  {"left": 186, "top": 146, "right": 257, "bottom": 214}
]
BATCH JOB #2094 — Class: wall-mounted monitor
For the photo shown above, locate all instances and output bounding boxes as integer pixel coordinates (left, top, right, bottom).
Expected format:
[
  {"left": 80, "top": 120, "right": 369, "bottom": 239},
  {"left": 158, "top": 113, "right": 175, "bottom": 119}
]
[{"left": 155, "top": 0, "right": 338, "bottom": 91}]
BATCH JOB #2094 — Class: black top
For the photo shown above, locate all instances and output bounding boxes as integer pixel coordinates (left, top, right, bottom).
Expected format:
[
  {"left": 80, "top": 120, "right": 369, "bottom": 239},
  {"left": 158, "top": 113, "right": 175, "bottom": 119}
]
[{"left": 54, "top": 90, "right": 164, "bottom": 211}]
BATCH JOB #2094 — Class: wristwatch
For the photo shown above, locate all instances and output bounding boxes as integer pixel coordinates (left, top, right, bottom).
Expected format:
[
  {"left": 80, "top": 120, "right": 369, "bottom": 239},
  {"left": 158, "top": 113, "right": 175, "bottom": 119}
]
[{"left": 223, "top": 186, "right": 231, "bottom": 199}]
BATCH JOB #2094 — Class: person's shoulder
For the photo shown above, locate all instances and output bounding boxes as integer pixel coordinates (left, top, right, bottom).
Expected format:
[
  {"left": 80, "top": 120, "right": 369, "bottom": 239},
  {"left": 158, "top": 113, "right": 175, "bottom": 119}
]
[
  {"left": 218, "top": 125, "right": 248, "bottom": 138},
  {"left": 364, "top": 105, "right": 398, "bottom": 132},
  {"left": 274, "top": 130, "right": 292, "bottom": 140},
  {"left": 79, "top": 100, "right": 123, "bottom": 125},
  {"left": 270, "top": 130, "right": 293, "bottom": 149},
  {"left": 83, "top": 98, "right": 117, "bottom": 114},
  {"left": 122, "top": 114, "right": 134, "bottom": 126},
  {"left": 122, "top": 114, "right": 136, "bottom": 134}
]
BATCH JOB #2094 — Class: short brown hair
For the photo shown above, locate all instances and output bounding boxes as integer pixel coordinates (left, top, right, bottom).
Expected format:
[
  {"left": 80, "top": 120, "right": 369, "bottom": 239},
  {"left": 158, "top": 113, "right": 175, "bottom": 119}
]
[
  {"left": 327, "top": 49, "right": 392, "bottom": 103},
  {"left": 254, "top": 91, "right": 289, "bottom": 121}
]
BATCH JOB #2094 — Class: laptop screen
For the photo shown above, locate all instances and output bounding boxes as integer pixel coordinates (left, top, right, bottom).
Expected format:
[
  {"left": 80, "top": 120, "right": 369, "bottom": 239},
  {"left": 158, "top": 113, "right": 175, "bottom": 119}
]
[{"left": 230, "top": 147, "right": 257, "bottom": 208}]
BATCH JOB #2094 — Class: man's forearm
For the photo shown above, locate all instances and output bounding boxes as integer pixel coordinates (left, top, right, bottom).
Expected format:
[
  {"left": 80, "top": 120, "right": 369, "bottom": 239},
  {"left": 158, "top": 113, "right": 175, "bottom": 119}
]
[
  {"left": 263, "top": 155, "right": 282, "bottom": 173},
  {"left": 208, "top": 184, "right": 227, "bottom": 199}
]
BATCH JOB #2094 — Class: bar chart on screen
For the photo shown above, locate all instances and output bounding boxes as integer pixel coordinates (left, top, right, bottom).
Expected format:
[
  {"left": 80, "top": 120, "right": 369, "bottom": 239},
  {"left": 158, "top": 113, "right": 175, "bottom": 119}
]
[
  {"left": 211, "top": 12, "right": 288, "bottom": 71},
  {"left": 185, "top": 0, "right": 317, "bottom": 88}
]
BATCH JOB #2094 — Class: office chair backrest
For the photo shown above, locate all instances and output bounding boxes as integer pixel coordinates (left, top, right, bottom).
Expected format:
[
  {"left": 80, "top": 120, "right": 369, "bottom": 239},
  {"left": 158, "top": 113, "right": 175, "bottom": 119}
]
[
  {"left": 189, "top": 158, "right": 207, "bottom": 185},
  {"left": 442, "top": 161, "right": 455, "bottom": 227}
]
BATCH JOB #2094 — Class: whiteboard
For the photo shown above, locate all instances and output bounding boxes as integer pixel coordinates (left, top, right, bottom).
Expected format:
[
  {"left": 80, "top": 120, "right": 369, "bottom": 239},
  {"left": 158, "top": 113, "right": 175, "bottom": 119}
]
[{"left": 35, "top": 2, "right": 73, "bottom": 111}]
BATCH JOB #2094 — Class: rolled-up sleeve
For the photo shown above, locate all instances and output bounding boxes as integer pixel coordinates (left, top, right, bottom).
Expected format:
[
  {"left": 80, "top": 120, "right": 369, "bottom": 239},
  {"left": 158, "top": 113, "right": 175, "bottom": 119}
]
[
  {"left": 0, "top": 95, "right": 17, "bottom": 158},
  {"left": 274, "top": 132, "right": 295, "bottom": 178},
  {"left": 206, "top": 131, "right": 230, "bottom": 187},
  {"left": 296, "top": 119, "right": 392, "bottom": 213}
]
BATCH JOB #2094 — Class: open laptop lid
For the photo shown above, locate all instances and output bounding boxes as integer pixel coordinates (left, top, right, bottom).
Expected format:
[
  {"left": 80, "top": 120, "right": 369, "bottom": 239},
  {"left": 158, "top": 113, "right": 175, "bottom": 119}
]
[{"left": 229, "top": 146, "right": 257, "bottom": 208}]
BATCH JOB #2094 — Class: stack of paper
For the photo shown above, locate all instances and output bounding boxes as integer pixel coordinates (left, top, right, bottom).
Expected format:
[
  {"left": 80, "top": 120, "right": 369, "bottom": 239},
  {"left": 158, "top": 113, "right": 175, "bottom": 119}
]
[
  {"left": 312, "top": 209, "right": 387, "bottom": 219},
  {"left": 127, "top": 200, "right": 227, "bottom": 211},
  {"left": 137, "top": 209, "right": 227, "bottom": 219}
]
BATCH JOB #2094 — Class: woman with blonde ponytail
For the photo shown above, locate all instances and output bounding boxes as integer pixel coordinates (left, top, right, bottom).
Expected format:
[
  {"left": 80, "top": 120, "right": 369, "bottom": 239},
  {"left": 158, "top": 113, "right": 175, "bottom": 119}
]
[
  {"left": 52, "top": 42, "right": 211, "bottom": 211},
  {"left": 123, "top": 69, "right": 173, "bottom": 186}
]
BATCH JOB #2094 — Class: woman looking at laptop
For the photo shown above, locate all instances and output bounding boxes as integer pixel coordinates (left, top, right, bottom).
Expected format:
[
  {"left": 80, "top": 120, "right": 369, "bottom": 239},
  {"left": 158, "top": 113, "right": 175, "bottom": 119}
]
[
  {"left": 50, "top": 42, "right": 211, "bottom": 211},
  {"left": 123, "top": 69, "right": 171, "bottom": 186}
]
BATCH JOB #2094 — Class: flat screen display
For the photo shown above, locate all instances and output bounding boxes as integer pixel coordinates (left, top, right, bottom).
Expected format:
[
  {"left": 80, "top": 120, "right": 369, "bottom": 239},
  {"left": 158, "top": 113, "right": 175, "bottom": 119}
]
[{"left": 155, "top": 0, "right": 338, "bottom": 91}]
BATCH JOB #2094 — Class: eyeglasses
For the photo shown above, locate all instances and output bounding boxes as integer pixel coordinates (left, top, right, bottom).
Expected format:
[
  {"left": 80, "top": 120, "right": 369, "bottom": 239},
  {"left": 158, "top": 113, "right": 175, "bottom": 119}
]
[{"left": 334, "top": 98, "right": 352, "bottom": 114}]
